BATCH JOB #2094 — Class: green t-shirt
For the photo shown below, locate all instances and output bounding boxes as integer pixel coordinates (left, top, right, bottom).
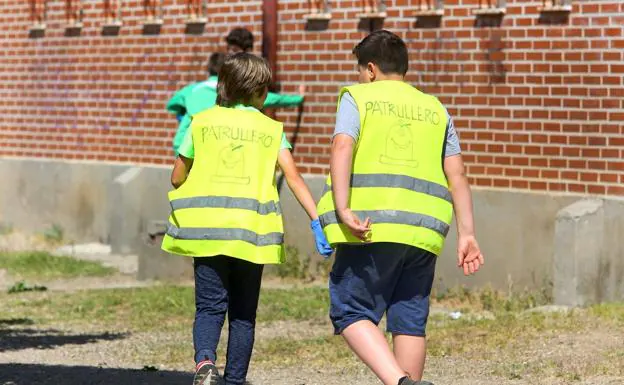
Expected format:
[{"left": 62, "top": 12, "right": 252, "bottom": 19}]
[
  {"left": 166, "top": 82, "right": 198, "bottom": 116},
  {"left": 171, "top": 76, "right": 303, "bottom": 156},
  {"left": 178, "top": 104, "right": 292, "bottom": 159}
]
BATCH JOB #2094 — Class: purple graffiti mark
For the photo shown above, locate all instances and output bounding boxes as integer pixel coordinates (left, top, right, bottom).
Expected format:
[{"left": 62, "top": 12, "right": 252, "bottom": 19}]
[
  {"left": 130, "top": 49, "right": 181, "bottom": 125},
  {"left": 28, "top": 46, "right": 187, "bottom": 145}
]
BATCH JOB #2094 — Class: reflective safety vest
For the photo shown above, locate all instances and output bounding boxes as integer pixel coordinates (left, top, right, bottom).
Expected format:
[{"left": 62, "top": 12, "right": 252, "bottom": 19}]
[
  {"left": 161, "top": 105, "right": 285, "bottom": 264},
  {"left": 316, "top": 81, "right": 453, "bottom": 256}
]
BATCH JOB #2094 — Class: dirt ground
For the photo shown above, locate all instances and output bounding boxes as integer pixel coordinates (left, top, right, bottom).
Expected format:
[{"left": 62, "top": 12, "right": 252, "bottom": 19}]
[
  {"left": 2, "top": 292, "right": 623, "bottom": 385},
  {"left": 1, "top": 236, "right": 623, "bottom": 385},
  {"left": 1, "top": 326, "right": 623, "bottom": 385}
]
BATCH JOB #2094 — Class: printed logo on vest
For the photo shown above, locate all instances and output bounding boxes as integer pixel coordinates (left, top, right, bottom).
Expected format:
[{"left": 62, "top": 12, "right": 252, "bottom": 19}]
[
  {"left": 212, "top": 143, "right": 251, "bottom": 185},
  {"left": 379, "top": 120, "right": 419, "bottom": 168}
]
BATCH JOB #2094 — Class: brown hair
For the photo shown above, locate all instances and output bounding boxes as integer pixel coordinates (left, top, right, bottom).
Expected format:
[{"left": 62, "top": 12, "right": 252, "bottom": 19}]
[
  {"left": 216, "top": 53, "right": 271, "bottom": 108},
  {"left": 225, "top": 27, "right": 254, "bottom": 52}
]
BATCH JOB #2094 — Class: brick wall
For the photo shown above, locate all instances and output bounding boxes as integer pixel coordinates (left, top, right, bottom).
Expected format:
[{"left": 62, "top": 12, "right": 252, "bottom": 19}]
[
  {"left": 0, "top": 0, "right": 263, "bottom": 164},
  {"left": 1, "top": 0, "right": 623, "bottom": 196}
]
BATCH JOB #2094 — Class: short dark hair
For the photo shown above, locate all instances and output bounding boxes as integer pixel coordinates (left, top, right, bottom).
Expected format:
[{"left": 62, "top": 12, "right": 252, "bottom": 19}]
[
  {"left": 225, "top": 27, "right": 254, "bottom": 52},
  {"left": 352, "top": 30, "right": 409, "bottom": 76},
  {"left": 217, "top": 53, "right": 271, "bottom": 108},
  {"left": 207, "top": 52, "right": 225, "bottom": 76}
]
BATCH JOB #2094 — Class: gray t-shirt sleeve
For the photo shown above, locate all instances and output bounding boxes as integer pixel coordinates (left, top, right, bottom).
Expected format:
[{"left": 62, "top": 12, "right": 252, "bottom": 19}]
[
  {"left": 334, "top": 92, "right": 461, "bottom": 157},
  {"left": 444, "top": 109, "right": 462, "bottom": 157},
  {"left": 333, "top": 92, "right": 360, "bottom": 141}
]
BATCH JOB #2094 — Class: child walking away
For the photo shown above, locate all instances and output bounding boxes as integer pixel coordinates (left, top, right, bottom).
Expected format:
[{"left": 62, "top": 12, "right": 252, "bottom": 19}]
[
  {"left": 162, "top": 53, "right": 332, "bottom": 385},
  {"left": 167, "top": 27, "right": 305, "bottom": 157},
  {"left": 317, "top": 30, "right": 485, "bottom": 385}
]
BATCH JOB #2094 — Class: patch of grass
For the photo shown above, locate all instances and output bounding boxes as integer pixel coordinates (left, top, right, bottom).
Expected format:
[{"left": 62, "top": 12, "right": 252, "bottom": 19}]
[
  {"left": 432, "top": 285, "right": 552, "bottom": 314},
  {"left": 252, "top": 335, "right": 356, "bottom": 367},
  {"left": 274, "top": 246, "right": 311, "bottom": 280},
  {"left": 43, "top": 224, "right": 64, "bottom": 243},
  {"left": 257, "top": 286, "right": 328, "bottom": 322},
  {"left": 589, "top": 303, "right": 624, "bottom": 324},
  {"left": 0, "top": 251, "right": 116, "bottom": 280},
  {"left": 0, "top": 286, "right": 330, "bottom": 331},
  {"left": 8, "top": 281, "right": 47, "bottom": 294}
]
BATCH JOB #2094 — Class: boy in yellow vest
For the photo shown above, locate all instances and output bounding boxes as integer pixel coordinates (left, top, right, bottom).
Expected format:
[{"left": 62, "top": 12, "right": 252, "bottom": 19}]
[
  {"left": 317, "top": 30, "right": 485, "bottom": 385},
  {"left": 162, "top": 53, "right": 332, "bottom": 385}
]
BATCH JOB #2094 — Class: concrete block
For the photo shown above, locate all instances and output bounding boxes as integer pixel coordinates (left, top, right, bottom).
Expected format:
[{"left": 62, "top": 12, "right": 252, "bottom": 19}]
[
  {"left": 109, "top": 167, "right": 143, "bottom": 255},
  {"left": 136, "top": 219, "right": 192, "bottom": 281},
  {"left": 0, "top": 158, "right": 122, "bottom": 242},
  {"left": 553, "top": 199, "right": 604, "bottom": 306},
  {"left": 602, "top": 198, "right": 624, "bottom": 302}
]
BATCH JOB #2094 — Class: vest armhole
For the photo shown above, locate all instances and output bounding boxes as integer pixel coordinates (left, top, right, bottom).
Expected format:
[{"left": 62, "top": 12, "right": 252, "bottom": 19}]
[{"left": 441, "top": 106, "right": 449, "bottom": 171}]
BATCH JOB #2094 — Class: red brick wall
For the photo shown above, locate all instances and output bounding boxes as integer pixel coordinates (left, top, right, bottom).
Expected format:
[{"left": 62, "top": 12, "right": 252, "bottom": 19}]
[
  {"left": 0, "top": 0, "right": 263, "bottom": 164},
  {"left": 1, "top": 0, "right": 623, "bottom": 196}
]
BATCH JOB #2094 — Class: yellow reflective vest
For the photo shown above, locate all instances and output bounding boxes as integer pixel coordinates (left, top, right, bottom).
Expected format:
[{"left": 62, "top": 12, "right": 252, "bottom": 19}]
[
  {"left": 317, "top": 80, "right": 453, "bottom": 256},
  {"left": 161, "top": 105, "right": 285, "bottom": 264}
]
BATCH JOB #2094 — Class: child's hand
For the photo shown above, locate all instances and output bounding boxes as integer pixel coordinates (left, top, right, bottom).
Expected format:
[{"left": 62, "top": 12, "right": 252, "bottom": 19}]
[
  {"left": 457, "top": 235, "right": 484, "bottom": 276},
  {"left": 337, "top": 209, "right": 371, "bottom": 241},
  {"left": 298, "top": 84, "right": 306, "bottom": 97},
  {"left": 311, "top": 219, "right": 333, "bottom": 257}
]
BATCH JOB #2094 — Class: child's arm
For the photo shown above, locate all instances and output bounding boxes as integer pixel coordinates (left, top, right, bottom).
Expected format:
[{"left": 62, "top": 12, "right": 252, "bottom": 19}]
[
  {"left": 330, "top": 134, "right": 371, "bottom": 241},
  {"left": 166, "top": 83, "right": 196, "bottom": 115},
  {"left": 277, "top": 148, "right": 332, "bottom": 256},
  {"left": 263, "top": 85, "right": 306, "bottom": 108},
  {"left": 171, "top": 155, "right": 193, "bottom": 189},
  {"left": 444, "top": 154, "right": 484, "bottom": 276},
  {"left": 277, "top": 149, "right": 318, "bottom": 220}
]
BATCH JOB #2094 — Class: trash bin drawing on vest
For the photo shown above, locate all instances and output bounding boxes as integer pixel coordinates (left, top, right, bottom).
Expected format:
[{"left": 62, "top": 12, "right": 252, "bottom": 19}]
[
  {"left": 379, "top": 120, "right": 419, "bottom": 168},
  {"left": 212, "top": 143, "right": 250, "bottom": 185}
]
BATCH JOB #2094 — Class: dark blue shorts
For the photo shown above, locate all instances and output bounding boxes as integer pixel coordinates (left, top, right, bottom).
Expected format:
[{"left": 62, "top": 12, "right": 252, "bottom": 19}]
[{"left": 329, "top": 242, "right": 437, "bottom": 337}]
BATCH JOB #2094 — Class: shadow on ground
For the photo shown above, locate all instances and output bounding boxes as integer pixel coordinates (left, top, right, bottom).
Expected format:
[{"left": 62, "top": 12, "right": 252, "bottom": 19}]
[
  {"left": 0, "top": 364, "right": 192, "bottom": 385},
  {"left": 0, "top": 318, "right": 127, "bottom": 352}
]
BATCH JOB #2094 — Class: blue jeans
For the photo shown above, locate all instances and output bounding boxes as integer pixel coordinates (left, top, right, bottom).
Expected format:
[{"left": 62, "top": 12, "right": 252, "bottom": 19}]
[{"left": 193, "top": 256, "right": 264, "bottom": 385}]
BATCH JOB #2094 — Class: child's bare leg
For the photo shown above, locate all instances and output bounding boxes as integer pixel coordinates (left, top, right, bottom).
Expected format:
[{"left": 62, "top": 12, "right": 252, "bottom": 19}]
[
  {"left": 393, "top": 334, "right": 427, "bottom": 380},
  {"left": 342, "top": 320, "right": 407, "bottom": 385}
]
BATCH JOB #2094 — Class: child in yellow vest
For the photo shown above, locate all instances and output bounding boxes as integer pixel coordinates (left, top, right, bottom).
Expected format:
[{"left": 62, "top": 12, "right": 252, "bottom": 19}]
[
  {"left": 317, "top": 30, "right": 485, "bottom": 385},
  {"left": 162, "top": 53, "right": 332, "bottom": 385}
]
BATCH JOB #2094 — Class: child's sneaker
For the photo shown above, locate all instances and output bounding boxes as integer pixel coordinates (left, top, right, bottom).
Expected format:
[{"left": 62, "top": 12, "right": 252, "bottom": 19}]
[
  {"left": 193, "top": 360, "right": 220, "bottom": 385},
  {"left": 400, "top": 379, "right": 434, "bottom": 385}
]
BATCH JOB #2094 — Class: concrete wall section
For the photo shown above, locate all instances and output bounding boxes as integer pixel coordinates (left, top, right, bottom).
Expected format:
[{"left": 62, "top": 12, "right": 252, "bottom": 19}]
[
  {"left": 553, "top": 198, "right": 624, "bottom": 306},
  {"left": 3, "top": 158, "right": 623, "bottom": 297},
  {"left": 0, "top": 158, "right": 125, "bottom": 243},
  {"left": 553, "top": 200, "right": 605, "bottom": 306},
  {"left": 602, "top": 200, "right": 624, "bottom": 302},
  {"left": 436, "top": 190, "right": 577, "bottom": 292}
]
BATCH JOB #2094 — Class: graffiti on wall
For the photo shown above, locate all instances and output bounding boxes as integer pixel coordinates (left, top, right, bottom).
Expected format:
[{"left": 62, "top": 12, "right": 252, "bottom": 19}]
[{"left": 25, "top": 47, "right": 209, "bottom": 148}]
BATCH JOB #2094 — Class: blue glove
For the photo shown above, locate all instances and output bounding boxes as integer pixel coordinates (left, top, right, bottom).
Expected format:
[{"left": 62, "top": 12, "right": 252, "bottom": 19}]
[{"left": 311, "top": 219, "right": 333, "bottom": 258}]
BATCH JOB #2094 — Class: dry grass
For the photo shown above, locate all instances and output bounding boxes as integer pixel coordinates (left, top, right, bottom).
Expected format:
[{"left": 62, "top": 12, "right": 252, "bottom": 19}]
[{"left": 2, "top": 282, "right": 623, "bottom": 383}]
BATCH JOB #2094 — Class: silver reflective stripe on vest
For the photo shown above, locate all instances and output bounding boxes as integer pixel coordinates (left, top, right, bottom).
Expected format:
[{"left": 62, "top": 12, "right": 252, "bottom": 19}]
[
  {"left": 170, "top": 196, "right": 281, "bottom": 215},
  {"left": 166, "top": 223, "right": 283, "bottom": 246},
  {"left": 321, "top": 174, "right": 452, "bottom": 203},
  {"left": 319, "top": 210, "right": 450, "bottom": 237}
]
